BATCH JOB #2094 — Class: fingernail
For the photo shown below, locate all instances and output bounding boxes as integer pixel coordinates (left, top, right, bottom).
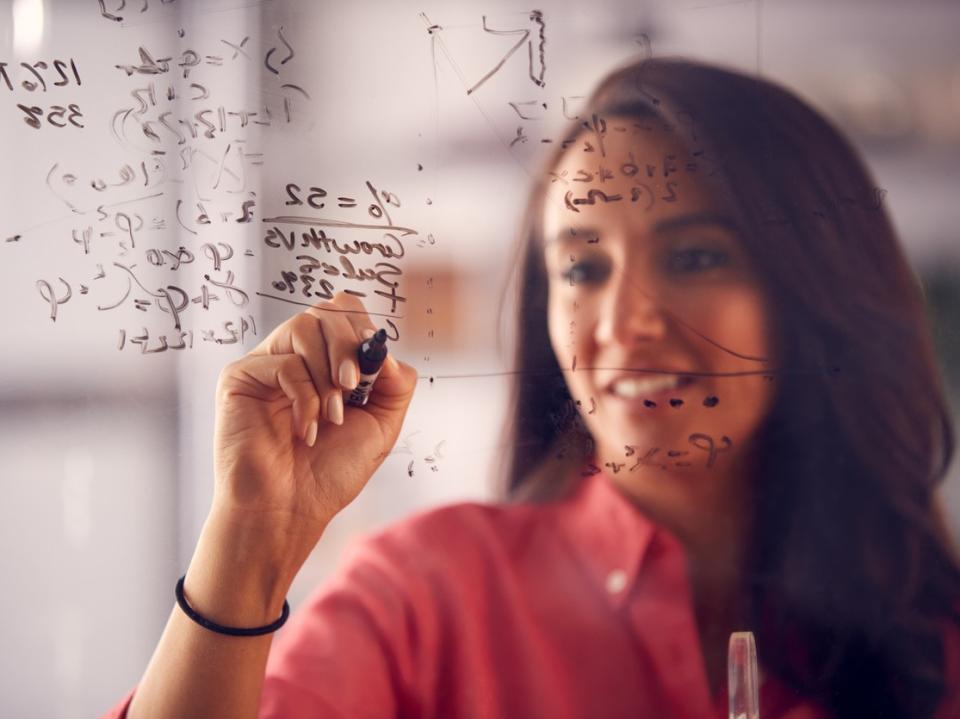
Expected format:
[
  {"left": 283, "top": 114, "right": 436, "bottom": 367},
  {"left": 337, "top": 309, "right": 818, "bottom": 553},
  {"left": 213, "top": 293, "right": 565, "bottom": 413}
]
[
  {"left": 361, "top": 328, "right": 375, "bottom": 340},
  {"left": 339, "top": 359, "right": 358, "bottom": 389},
  {"left": 327, "top": 393, "right": 343, "bottom": 426},
  {"left": 305, "top": 420, "right": 318, "bottom": 447}
]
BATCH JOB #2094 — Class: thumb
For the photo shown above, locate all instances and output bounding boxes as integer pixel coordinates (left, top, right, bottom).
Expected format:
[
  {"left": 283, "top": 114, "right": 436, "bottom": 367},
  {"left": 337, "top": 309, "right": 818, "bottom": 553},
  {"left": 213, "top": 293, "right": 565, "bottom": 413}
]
[{"left": 366, "top": 353, "right": 418, "bottom": 407}]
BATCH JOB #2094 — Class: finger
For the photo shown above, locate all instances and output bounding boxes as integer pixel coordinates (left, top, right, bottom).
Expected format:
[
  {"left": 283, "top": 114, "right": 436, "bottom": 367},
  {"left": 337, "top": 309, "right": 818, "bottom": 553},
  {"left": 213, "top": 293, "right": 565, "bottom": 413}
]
[
  {"left": 319, "top": 294, "right": 408, "bottom": 404},
  {"left": 228, "top": 354, "right": 322, "bottom": 445},
  {"left": 364, "top": 354, "right": 418, "bottom": 406},
  {"left": 357, "top": 355, "right": 418, "bottom": 445},
  {"left": 303, "top": 296, "right": 367, "bottom": 392},
  {"left": 287, "top": 312, "right": 345, "bottom": 426},
  {"left": 247, "top": 295, "right": 377, "bottom": 425},
  {"left": 315, "top": 292, "right": 379, "bottom": 348}
]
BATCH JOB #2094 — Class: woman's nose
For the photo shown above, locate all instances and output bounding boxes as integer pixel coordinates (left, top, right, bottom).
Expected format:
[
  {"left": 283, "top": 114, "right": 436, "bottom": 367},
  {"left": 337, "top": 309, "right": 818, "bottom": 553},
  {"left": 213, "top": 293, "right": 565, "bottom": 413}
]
[{"left": 594, "top": 264, "right": 668, "bottom": 346}]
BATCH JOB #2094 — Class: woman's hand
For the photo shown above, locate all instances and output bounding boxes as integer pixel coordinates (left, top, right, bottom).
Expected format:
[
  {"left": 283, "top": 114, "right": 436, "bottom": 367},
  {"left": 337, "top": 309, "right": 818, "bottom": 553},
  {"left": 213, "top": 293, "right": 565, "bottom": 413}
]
[
  {"left": 124, "top": 293, "right": 417, "bottom": 719},
  {"left": 210, "top": 293, "right": 417, "bottom": 552}
]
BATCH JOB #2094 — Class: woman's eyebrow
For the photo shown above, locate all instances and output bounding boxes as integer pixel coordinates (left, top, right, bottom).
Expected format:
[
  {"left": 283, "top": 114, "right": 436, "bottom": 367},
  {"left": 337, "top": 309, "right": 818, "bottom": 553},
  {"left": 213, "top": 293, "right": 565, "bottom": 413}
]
[
  {"left": 546, "top": 213, "right": 736, "bottom": 245},
  {"left": 545, "top": 227, "right": 603, "bottom": 245},
  {"left": 653, "top": 212, "right": 738, "bottom": 235},
  {"left": 545, "top": 213, "right": 737, "bottom": 247}
]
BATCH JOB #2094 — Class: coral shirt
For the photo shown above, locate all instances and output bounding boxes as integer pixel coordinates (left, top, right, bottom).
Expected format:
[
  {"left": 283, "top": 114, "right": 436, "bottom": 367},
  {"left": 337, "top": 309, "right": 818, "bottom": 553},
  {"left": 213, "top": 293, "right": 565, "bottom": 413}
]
[{"left": 105, "top": 471, "right": 959, "bottom": 718}]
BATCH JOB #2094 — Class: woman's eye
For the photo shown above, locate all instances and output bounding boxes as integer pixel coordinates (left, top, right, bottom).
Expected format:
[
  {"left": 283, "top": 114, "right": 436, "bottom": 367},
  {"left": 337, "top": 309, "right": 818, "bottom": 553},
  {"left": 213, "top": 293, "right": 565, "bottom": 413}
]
[
  {"left": 559, "top": 262, "right": 607, "bottom": 285},
  {"left": 667, "top": 248, "right": 729, "bottom": 273}
]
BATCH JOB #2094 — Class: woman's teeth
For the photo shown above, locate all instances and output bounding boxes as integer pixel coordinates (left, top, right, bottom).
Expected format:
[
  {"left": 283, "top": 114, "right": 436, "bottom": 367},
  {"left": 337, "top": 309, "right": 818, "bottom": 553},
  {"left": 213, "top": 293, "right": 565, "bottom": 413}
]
[{"left": 610, "top": 375, "right": 683, "bottom": 399}]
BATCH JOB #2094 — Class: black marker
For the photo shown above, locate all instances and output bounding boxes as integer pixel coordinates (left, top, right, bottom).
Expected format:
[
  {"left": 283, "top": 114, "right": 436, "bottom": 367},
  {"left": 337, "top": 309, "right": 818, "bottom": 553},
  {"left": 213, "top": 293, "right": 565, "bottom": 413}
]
[{"left": 346, "top": 329, "right": 389, "bottom": 407}]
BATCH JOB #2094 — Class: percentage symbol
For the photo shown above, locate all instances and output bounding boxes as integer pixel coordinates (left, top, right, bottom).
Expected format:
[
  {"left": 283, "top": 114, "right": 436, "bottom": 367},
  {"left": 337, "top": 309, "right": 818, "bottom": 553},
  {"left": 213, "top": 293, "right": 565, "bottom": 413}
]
[{"left": 365, "top": 180, "right": 400, "bottom": 225}]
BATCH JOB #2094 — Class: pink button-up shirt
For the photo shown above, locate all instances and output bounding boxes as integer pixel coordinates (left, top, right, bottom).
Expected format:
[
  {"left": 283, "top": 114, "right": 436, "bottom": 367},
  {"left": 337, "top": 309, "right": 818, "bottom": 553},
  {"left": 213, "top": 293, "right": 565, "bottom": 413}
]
[{"left": 105, "top": 471, "right": 959, "bottom": 718}]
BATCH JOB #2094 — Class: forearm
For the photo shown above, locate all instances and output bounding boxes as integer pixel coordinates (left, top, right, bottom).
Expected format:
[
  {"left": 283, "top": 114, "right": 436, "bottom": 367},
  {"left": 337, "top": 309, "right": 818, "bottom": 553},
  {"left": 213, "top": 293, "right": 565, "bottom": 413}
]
[{"left": 127, "top": 509, "right": 320, "bottom": 719}]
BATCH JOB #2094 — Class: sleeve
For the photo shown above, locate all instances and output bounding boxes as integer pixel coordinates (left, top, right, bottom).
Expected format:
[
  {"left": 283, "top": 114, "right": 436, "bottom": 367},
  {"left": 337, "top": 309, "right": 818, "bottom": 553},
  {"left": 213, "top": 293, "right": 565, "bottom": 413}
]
[{"left": 100, "top": 687, "right": 136, "bottom": 718}]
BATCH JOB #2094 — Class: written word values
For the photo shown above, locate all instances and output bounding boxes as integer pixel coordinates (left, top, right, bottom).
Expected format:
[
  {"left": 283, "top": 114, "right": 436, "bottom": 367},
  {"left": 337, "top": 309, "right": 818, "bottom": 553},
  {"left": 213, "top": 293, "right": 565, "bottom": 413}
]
[{"left": 270, "top": 253, "right": 405, "bottom": 314}]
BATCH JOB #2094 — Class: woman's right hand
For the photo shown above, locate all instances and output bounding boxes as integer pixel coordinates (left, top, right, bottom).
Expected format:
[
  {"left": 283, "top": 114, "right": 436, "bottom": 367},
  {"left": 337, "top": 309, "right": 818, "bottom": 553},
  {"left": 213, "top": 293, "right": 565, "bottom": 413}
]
[
  {"left": 210, "top": 293, "right": 418, "bottom": 557},
  {"left": 124, "top": 293, "right": 416, "bottom": 719}
]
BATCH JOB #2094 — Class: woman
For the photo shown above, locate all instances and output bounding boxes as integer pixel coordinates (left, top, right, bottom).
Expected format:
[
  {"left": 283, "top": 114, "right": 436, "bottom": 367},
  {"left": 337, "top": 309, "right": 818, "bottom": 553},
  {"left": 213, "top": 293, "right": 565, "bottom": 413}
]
[{"left": 107, "top": 58, "right": 960, "bottom": 718}]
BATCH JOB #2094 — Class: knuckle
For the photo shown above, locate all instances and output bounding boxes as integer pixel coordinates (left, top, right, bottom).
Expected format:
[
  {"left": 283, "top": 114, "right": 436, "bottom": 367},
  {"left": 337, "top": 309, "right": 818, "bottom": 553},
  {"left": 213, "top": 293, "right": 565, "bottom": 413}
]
[
  {"left": 216, "top": 359, "right": 247, "bottom": 399},
  {"left": 307, "top": 300, "right": 337, "bottom": 316},
  {"left": 218, "top": 358, "right": 242, "bottom": 383},
  {"left": 282, "top": 353, "right": 307, "bottom": 375},
  {"left": 291, "top": 312, "right": 317, "bottom": 333},
  {"left": 334, "top": 291, "right": 365, "bottom": 311}
]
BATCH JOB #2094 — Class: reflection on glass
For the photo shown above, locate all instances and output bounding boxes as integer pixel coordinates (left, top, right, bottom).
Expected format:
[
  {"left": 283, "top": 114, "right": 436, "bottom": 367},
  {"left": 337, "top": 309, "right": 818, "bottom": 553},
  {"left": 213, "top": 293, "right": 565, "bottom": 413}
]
[{"left": 729, "top": 631, "right": 760, "bottom": 719}]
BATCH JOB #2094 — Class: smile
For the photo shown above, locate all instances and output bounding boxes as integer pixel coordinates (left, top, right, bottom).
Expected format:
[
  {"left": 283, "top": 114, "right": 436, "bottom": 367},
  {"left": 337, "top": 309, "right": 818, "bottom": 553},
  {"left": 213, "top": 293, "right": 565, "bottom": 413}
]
[{"left": 608, "top": 375, "right": 694, "bottom": 400}]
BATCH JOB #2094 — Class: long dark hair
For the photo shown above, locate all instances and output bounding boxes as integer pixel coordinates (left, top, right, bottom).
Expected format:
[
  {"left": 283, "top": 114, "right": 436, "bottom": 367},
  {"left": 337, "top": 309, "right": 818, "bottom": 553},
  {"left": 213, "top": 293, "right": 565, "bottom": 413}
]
[{"left": 498, "top": 58, "right": 959, "bottom": 718}]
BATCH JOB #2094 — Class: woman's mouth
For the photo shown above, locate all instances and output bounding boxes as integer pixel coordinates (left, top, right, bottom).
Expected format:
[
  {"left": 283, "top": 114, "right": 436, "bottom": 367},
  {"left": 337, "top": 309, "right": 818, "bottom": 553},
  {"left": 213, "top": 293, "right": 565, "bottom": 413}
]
[{"left": 606, "top": 374, "right": 697, "bottom": 409}]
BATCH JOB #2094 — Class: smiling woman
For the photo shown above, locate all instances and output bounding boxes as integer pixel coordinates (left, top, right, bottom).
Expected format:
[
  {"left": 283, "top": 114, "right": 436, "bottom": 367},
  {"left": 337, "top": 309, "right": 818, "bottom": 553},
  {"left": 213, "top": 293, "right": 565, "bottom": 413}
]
[
  {"left": 540, "top": 126, "right": 778, "bottom": 695},
  {"left": 540, "top": 129, "right": 779, "bottom": 654},
  {"left": 502, "top": 58, "right": 960, "bottom": 718}
]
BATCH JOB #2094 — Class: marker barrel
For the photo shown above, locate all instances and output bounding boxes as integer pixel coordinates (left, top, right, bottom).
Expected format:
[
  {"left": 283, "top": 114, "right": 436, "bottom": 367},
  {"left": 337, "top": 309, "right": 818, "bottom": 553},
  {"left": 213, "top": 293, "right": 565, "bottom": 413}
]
[{"left": 346, "top": 329, "right": 388, "bottom": 407}]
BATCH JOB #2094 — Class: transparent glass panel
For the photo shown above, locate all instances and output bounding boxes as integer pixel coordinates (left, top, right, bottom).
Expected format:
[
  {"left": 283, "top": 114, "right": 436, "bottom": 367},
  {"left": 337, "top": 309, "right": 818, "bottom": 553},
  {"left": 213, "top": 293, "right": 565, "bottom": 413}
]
[{"left": 1, "top": 1, "right": 957, "bottom": 717}]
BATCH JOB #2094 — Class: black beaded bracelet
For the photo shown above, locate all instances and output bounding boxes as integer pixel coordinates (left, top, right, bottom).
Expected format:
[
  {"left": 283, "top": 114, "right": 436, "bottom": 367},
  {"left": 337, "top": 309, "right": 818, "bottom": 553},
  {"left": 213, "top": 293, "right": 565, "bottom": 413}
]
[{"left": 175, "top": 575, "right": 290, "bottom": 637}]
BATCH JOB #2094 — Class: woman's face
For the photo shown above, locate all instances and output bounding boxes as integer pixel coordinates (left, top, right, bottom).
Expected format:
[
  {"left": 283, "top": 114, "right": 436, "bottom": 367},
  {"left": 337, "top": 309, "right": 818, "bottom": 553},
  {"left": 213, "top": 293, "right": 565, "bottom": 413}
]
[{"left": 542, "top": 121, "right": 775, "bottom": 497}]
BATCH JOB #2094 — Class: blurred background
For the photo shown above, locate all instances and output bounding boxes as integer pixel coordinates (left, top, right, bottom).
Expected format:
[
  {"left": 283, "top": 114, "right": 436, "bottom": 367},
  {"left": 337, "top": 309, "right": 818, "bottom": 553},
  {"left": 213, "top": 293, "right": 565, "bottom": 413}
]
[{"left": 0, "top": 0, "right": 958, "bottom": 715}]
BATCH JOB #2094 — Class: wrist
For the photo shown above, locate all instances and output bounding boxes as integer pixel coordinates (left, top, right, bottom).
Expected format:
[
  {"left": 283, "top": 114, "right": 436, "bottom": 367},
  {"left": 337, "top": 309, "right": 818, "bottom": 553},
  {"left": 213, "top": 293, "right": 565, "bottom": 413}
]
[
  {"left": 183, "top": 508, "right": 323, "bottom": 626},
  {"left": 176, "top": 574, "right": 290, "bottom": 636}
]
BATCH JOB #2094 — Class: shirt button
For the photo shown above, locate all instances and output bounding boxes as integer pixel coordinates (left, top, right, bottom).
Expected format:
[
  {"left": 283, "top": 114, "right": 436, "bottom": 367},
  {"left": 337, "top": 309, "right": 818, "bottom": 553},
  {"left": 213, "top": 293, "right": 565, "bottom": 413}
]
[{"left": 605, "top": 569, "right": 628, "bottom": 594}]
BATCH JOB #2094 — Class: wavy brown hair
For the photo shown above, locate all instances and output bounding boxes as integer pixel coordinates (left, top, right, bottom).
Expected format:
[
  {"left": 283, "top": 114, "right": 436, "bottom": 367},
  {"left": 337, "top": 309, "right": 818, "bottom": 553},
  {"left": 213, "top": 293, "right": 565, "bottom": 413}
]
[{"left": 498, "top": 58, "right": 959, "bottom": 718}]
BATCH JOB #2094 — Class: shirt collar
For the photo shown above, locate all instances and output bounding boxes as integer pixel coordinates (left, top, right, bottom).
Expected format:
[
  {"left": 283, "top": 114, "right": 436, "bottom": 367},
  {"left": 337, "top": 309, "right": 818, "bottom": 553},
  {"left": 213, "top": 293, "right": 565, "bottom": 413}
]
[{"left": 551, "top": 468, "right": 660, "bottom": 608}]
